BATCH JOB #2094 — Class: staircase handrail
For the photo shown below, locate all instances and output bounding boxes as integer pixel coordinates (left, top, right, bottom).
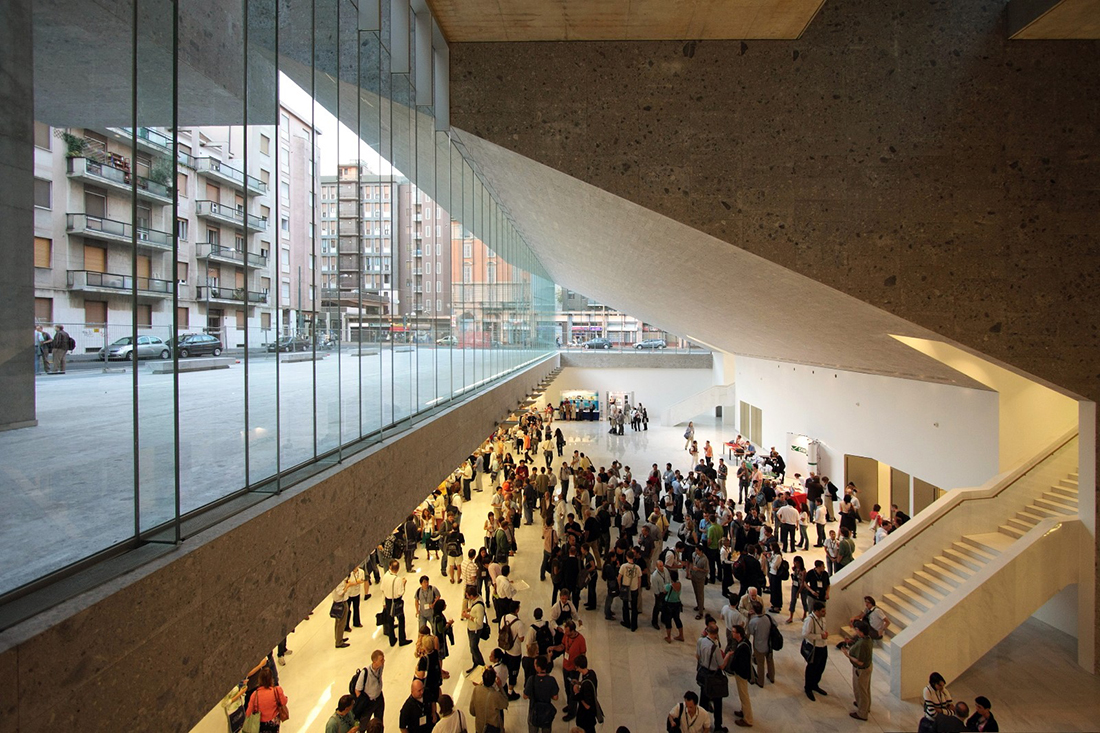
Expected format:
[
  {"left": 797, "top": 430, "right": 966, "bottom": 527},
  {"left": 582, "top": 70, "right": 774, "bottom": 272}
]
[{"left": 835, "top": 426, "right": 1078, "bottom": 592}]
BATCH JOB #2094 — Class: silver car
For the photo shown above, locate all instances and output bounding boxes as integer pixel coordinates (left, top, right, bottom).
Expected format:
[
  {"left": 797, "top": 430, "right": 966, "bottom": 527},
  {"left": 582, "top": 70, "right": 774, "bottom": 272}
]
[{"left": 101, "top": 336, "right": 171, "bottom": 360}]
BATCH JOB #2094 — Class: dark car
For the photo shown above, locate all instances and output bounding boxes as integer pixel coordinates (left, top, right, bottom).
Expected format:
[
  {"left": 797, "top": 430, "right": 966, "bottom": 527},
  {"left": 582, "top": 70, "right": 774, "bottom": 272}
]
[
  {"left": 168, "top": 333, "right": 223, "bottom": 357},
  {"left": 582, "top": 337, "right": 613, "bottom": 350},
  {"left": 267, "top": 336, "right": 313, "bottom": 353},
  {"left": 634, "top": 338, "right": 667, "bottom": 350}
]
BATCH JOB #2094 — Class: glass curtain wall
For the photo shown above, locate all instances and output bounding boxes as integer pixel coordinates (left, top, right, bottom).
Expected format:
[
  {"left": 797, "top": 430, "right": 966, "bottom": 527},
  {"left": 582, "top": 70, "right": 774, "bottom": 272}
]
[{"left": 3, "top": 0, "right": 556, "bottom": 603}]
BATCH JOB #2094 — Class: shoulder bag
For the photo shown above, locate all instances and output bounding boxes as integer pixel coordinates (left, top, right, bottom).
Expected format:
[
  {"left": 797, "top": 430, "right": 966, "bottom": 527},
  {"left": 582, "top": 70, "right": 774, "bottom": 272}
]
[{"left": 801, "top": 615, "right": 821, "bottom": 662}]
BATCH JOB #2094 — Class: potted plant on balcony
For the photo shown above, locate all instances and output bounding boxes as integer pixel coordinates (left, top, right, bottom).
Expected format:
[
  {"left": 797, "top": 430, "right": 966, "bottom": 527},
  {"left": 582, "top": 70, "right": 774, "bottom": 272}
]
[
  {"left": 59, "top": 131, "right": 88, "bottom": 159},
  {"left": 148, "top": 156, "right": 173, "bottom": 193}
]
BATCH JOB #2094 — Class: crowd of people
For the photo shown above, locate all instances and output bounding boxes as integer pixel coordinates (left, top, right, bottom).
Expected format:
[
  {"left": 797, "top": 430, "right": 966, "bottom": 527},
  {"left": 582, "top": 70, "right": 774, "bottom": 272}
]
[{"left": 229, "top": 402, "right": 996, "bottom": 733}]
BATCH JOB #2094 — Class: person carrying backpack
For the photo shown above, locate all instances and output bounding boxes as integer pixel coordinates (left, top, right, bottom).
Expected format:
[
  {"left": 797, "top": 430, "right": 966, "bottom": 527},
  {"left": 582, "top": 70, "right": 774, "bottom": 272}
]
[
  {"left": 498, "top": 602, "right": 525, "bottom": 700},
  {"left": 746, "top": 600, "right": 777, "bottom": 687}
]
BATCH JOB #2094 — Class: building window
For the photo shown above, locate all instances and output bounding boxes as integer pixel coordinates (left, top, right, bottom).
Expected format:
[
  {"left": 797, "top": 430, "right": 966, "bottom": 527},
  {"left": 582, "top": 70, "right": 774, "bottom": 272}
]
[
  {"left": 425, "top": 208, "right": 431, "bottom": 220},
  {"left": 236, "top": 309, "right": 246, "bottom": 329},
  {"left": 436, "top": 225, "right": 441, "bottom": 237},
  {"left": 137, "top": 304, "right": 153, "bottom": 328},
  {"left": 425, "top": 300, "right": 432, "bottom": 312},
  {"left": 424, "top": 244, "right": 431, "bottom": 256},
  {"left": 487, "top": 262, "right": 497, "bottom": 284},
  {"left": 84, "top": 300, "right": 108, "bottom": 327},
  {"left": 281, "top": 217, "right": 290, "bottom": 233},
  {"left": 463, "top": 242, "right": 472, "bottom": 258},
  {"left": 462, "top": 265, "right": 471, "bottom": 283},
  {"left": 261, "top": 169, "right": 270, "bottom": 186},
  {"left": 34, "top": 122, "right": 51, "bottom": 150},
  {"left": 261, "top": 312, "right": 271, "bottom": 329},
  {"left": 280, "top": 283, "right": 290, "bottom": 300},
  {"left": 177, "top": 261, "right": 189, "bottom": 282},
  {"left": 35, "top": 297, "right": 53, "bottom": 324},
  {"left": 425, "top": 281, "right": 431, "bottom": 294},
  {"left": 177, "top": 173, "right": 188, "bottom": 197},
  {"left": 176, "top": 218, "right": 188, "bottom": 241},
  {"left": 437, "top": 299, "right": 442, "bottom": 312},
  {"left": 34, "top": 237, "right": 52, "bottom": 268},
  {"left": 425, "top": 262, "right": 431, "bottom": 276},
  {"left": 436, "top": 280, "right": 441, "bottom": 292},
  {"left": 177, "top": 307, "right": 190, "bottom": 328},
  {"left": 260, "top": 134, "right": 271, "bottom": 155},
  {"left": 34, "top": 179, "right": 51, "bottom": 209}
]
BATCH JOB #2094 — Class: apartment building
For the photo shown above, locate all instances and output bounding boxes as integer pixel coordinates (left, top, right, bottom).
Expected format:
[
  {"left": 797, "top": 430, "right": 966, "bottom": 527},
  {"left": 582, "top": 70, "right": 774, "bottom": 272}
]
[
  {"left": 395, "top": 181, "right": 453, "bottom": 335},
  {"left": 451, "top": 221, "right": 532, "bottom": 346},
  {"left": 30, "top": 105, "right": 318, "bottom": 354}
]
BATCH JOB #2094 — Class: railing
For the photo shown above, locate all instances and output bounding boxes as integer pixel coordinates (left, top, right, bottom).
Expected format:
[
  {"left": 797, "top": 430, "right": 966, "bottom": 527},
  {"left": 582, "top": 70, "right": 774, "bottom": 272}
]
[
  {"left": 106, "top": 127, "right": 192, "bottom": 166},
  {"left": 197, "top": 243, "right": 267, "bottom": 267},
  {"left": 891, "top": 515, "right": 1083, "bottom": 698},
  {"left": 833, "top": 428, "right": 1079, "bottom": 594},
  {"left": 66, "top": 157, "right": 172, "bottom": 201},
  {"left": 196, "top": 284, "right": 268, "bottom": 303},
  {"left": 67, "top": 269, "right": 174, "bottom": 295},
  {"left": 195, "top": 200, "right": 267, "bottom": 231},
  {"left": 193, "top": 156, "right": 267, "bottom": 194},
  {"left": 66, "top": 214, "right": 173, "bottom": 249}
]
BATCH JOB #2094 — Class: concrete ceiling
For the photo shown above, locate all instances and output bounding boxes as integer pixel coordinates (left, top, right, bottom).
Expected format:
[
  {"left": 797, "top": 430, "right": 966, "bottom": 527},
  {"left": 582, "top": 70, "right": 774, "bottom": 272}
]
[
  {"left": 453, "top": 128, "right": 989, "bottom": 390},
  {"left": 425, "top": 0, "right": 826, "bottom": 42},
  {"left": 1009, "top": 0, "right": 1100, "bottom": 39}
]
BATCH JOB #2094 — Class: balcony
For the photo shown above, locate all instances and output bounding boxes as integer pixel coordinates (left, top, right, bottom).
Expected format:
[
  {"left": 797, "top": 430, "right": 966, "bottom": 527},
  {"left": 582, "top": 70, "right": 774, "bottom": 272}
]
[
  {"left": 193, "top": 157, "right": 266, "bottom": 195},
  {"left": 67, "top": 269, "right": 174, "bottom": 299},
  {"left": 195, "top": 283, "right": 269, "bottom": 304},
  {"left": 195, "top": 200, "right": 267, "bottom": 232},
  {"left": 66, "top": 158, "right": 173, "bottom": 205},
  {"left": 67, "top": 214, "right": 173, "bottom": 251},
  {"left": 105, "top": 127, "right": 192, "bottom": 166},
  {"left": 196, "top": 243, "right": 268, "bottom": 268}
]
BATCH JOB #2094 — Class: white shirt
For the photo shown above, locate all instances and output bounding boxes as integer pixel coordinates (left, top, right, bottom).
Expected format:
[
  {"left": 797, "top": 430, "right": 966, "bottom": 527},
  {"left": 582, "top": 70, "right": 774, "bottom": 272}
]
[
  {"left": 494, "top": 574, "right": 516, "bottom": 600},
  {"left": 776, "top": 505, "right": 799, "bottom": 525},
  {"left": 721, "top": 604, "right": 746, "bottom": 631},
  {"left": 349, "top": 567, "right": 366, "bottom": 597},
  {"left": 802, "top": 613, "right": 829, "bottom": 647},
  {"left": 668, "top": 703, "right": 711, "bottom": 733},
  {"left": 814, "top": 505, "right": 827, "bottom": 525},
  {"left": 500, "top": 614, "right": 524, "bottom": 656},
  {"left": 618, "top": 562, "right": 642, "bottom": 591},
  {"left": 382, "top": 571, "right": 406, "bottom": 600},
  {"left": 333, "top": 578, "right": 352, "bottom": 603},
  {"left": 432, "top": 710, "right": 469, "bottom": 733}
]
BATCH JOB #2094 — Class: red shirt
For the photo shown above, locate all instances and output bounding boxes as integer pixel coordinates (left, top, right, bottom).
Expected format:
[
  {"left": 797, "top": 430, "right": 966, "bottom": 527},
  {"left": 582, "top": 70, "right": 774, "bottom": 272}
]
[
  {"left": 246, "top": 686, "right": 288, "bottom": 722},
  {"left": 560, "top": 632, "right": 587, "bottom": 672}
]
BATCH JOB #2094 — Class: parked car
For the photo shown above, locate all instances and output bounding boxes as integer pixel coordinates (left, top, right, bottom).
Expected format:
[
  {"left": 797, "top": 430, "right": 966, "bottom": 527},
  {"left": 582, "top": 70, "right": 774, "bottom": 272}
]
[
  {"left": 100, "top": 336, "right": 171, "bottom": 360},
  {"left": 168, "top": 333, "right": 223, "bottom": 357},
  {"left": 582, "top": 337, "right": 613, "bottom": 350},
  {"left": 436, "top": 335, "right": 458, "bottom": 346},
  {"left": 267, "top": 336, "right": 313, "bottom": 353},
  {"left": 634, "top": 338, "right": 668, "bottom": 350}
]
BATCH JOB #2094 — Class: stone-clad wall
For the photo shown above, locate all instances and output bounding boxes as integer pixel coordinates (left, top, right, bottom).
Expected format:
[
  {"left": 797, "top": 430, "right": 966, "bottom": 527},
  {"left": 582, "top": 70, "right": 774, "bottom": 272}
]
[
  {"left": 447, "top": 0, "right": 1100, "bottom": 408},
  {"left": 447, "top": 0, "right": 1100, "bottom": 667},
  {"left": 0, "top": 356, "right": 558, "bottom": 733}
]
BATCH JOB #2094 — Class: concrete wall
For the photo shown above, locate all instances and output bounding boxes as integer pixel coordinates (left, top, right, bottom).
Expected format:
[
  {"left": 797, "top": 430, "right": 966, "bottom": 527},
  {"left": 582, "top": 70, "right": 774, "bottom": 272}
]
[
  {"left": 559, "top": 351, "right": 712, "bottom": 370},
  {"left": 0, "top": 0, "right": 37, "bottom": 431},
  {"left": 0, "top": 355, "right": 558, "bottom": 733},
  {"left": 734, "top": 356, "right": 1000, "bottom": 492}
]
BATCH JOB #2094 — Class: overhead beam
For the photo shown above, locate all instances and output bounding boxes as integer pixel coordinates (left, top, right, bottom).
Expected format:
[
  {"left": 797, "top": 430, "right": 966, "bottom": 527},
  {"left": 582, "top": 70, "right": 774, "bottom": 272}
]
[{"left": 1009, "top": 0, "right": 1100, "bottom": 39}]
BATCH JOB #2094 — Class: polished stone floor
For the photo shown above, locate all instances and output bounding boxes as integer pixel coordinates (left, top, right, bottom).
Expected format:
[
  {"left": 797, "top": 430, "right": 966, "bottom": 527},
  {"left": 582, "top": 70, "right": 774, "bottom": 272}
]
[{"left": 190, "top": 413, "right": 1100, "bottom": 733}]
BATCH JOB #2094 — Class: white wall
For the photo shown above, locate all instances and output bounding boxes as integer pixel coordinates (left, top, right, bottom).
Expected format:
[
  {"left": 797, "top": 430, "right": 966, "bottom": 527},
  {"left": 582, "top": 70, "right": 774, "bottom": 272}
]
[
  {"left": 1033, "top": 583, "right": 1079, "bottom": 638},
  {"left": 734, "top": 356, "right": 1000, "bottom": 491},
  {"left": 893, "top": 336, "right": 1080, "bottom": 472},
  {"left": 548, "top": 366, "right": 715, "bottom": 424}
]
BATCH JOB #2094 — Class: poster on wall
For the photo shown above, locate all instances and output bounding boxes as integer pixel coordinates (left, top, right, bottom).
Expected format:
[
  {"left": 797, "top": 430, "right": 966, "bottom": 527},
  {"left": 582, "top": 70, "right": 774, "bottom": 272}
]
[{"left": 786, "top": 433, "right": 822, "bottom": 478}]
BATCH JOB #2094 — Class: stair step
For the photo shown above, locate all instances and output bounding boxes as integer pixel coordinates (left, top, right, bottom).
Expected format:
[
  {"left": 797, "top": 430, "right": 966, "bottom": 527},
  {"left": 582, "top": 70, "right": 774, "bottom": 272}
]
[
  {"left": 904, "top": 576, "right": 948, "bottom": 603},
  {"left": 923, "top": 563, "right": 966, "bottom": 588},
  {"left": 932, "top": 555, "right": 976, "bottom": 579},
  {"left": 942, "top": 548, "right": 985, "bottom": 573},
  {"left": 1060, "top": 477, "right": 1078, "bottom": 488},
  {"left": 913, "top": 570, "right": 954, "bottom": 595},
  {"left": 872, "top": 602, "right": 909, "bottom": 630},
  {"left": 1023, "top": 504, "right": 1062, "bottom": 518},
  {"left": 964, "top": 533, "right": 1015, "bottom": 555},
  {"left": 872, "top": 645, "right": 892, "bottom": 672},
  {"left": 883, "top": 593, "right": 924, "bottom": 622},
  {"left": 895, "top": 585, "right": 937, "bottom": 612},
  {"left": 998, "top": 524, "right": 1026, "bottom": 539},
  {"left": 951, "top": 541, "right": 997, "bottom": 564},
  {"left": 1015, "top": 510, "right": 1048, "bottom": 525},
  {"left": 1050, "top": 486, "right": 1079, "bottom": 499},
  {"left": 1034, "top": 497, "right": 1076, "bottom": 514}
]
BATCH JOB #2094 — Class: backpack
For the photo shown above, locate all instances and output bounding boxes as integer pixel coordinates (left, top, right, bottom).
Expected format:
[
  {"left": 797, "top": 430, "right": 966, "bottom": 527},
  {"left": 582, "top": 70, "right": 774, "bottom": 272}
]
[
  {"left": 348, "top": 668, "right": 362, "bottom": 696},
  {"left": 778, "top": 559, "right": 790, "bottom": 581},
  {"left": 532, "top": 622, "right": 554, "bottom": 653},
  {"left": 445, "top": 532, "right": 464, "bottom": 557},
  {"left": 472, "top": 601, "right": 491, "bottom": 640},
  {"left": 66, "top": 334, "right": 76, "bottom": 351},
  {"left": 766, "top": 614, "right": 784, "bottom": 651},
  {"left": 498, "top": 617, "right": 518, "bottom": 650}
]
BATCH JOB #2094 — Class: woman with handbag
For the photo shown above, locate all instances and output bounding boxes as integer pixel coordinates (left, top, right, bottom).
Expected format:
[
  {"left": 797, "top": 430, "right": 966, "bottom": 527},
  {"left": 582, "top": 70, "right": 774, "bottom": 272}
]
[
  {"left": 415, "top": 624, "right": 444, "bottom": 721},
  {"left": 662, "top": 569, "right": 686, "bottom": 643},
  {"left": 801, "top": 601, "right": 829, "bottom": 701},
  {"left": 243, "top": 668, "right": 289, "bottom": 732},
  {"left": 696, "top": 618, "right": 732, "bottom": 732}
]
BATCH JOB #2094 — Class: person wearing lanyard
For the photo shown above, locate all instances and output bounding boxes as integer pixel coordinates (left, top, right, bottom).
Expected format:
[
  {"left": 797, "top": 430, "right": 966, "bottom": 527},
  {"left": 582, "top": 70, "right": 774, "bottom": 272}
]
[
  {"left": 801, "top": 601, "right": 830, "bottom": 701},
  {"left": 398, "top": 679, "right": 434, "bottom": 733},
  {"left": 383, "top": 560, "right": 412, "bottom": 647},
  {"left": 551, "top": 621, "right": 586, "bottom": 722},
  {"left": 353, "top": 649, "right": 385, "bottom": 726},
  {"left": 668, "top": 691, "right": 711, "bottom": 733}
]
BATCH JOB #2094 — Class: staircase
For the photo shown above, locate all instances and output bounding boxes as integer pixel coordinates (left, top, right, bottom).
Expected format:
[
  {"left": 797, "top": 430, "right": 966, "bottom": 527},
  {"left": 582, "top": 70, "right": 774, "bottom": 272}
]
[{"left": 832, "top": 431, "right": 1084, "bottom": 697}]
